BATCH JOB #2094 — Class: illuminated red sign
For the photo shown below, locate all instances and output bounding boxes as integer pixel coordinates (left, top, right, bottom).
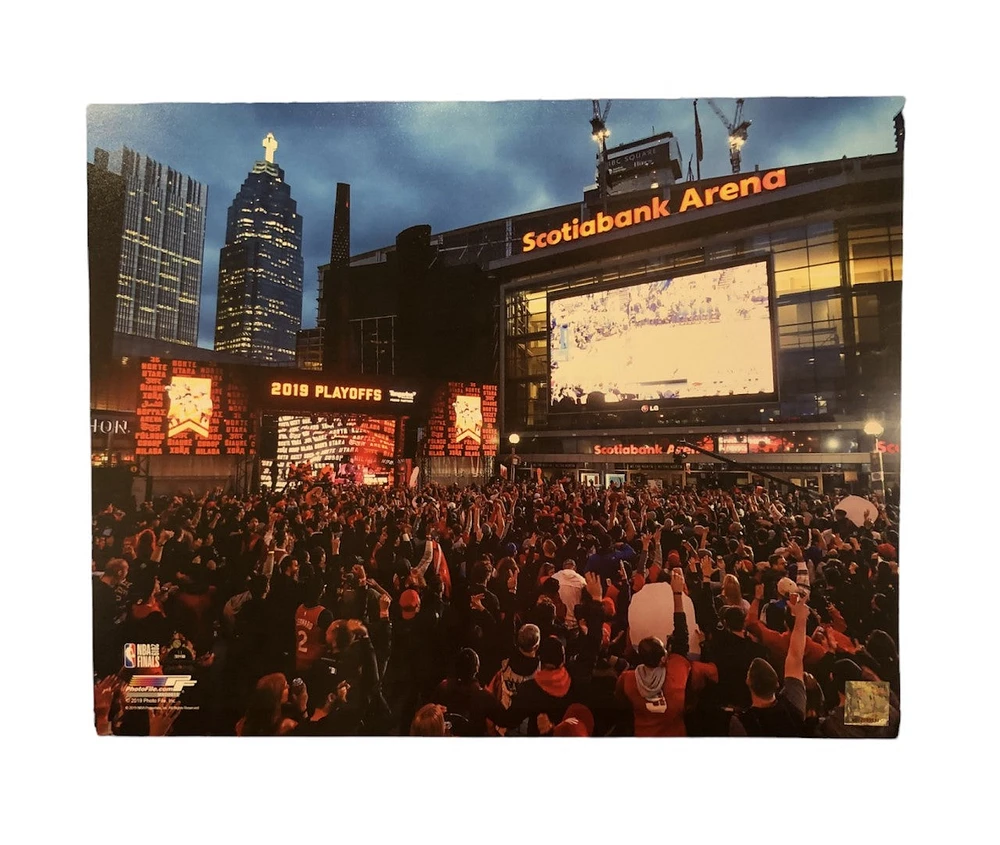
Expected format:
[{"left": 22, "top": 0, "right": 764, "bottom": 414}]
[
  {"left": 593, "top": 436, "right": 714, "bottom": 457},
  {"left": 428, "top": 383, "right": 499, "bottom": 458},
  {"left": 718, "top": 434, "right": 795, "bottom": 454},
  {"left": 136, "top": 358, "right": 251, "bottom": 456}
]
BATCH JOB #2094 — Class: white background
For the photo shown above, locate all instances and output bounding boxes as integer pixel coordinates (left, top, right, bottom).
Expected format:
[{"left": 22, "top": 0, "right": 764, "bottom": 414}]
[{"left": 3, "top": 2, "right": 993, "bottom": 840}]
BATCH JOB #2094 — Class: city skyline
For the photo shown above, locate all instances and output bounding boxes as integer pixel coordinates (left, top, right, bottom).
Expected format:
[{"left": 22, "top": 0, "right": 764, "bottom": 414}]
[{"left": 87, "top": 98, "right": 904, "bottom": 347}]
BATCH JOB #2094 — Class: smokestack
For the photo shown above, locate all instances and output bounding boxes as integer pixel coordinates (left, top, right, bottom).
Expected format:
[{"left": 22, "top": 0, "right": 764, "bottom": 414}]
[{"left": 322, "top": 183, "right": 351, "bottom": 372}]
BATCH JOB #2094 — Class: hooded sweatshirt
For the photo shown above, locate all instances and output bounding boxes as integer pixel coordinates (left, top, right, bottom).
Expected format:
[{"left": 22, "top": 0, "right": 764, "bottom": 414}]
[
  {"left": 616, "top": 611, "right": 717, "bottom": 737},
  {"left": 553, "top": 568, "right": 587, "bottom": 629},
  {"left": 617, "top": 657, "right": 690, "bottom": 737},
  {"left": 634, "top": 665, "right": 666, "bottom": 703},
  {"left": 504, "top": 665, "right": 575, "bottom": 735}
]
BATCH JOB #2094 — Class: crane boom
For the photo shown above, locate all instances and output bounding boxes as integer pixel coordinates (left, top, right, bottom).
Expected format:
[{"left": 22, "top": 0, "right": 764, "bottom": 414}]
[
  {"left": 706, "top": 98, "right": 733, "bottom": 132},
  {"left": 733, "top": 98, "right": 744, "bottom": 126}
]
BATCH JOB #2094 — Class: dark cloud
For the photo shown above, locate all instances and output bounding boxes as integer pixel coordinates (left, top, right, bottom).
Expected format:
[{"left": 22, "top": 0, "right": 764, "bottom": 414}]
[{"left": 87, "top": 98, "right": 904, "bottom": 345}]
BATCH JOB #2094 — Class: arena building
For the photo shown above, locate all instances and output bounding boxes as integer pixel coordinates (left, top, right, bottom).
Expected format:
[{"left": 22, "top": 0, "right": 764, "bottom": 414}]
[
  {"left": 336, "top": 144, "right": 902, "bottom": 495},
  {"left": 89, "top": 126, "right": 902, "bottom": 500}
]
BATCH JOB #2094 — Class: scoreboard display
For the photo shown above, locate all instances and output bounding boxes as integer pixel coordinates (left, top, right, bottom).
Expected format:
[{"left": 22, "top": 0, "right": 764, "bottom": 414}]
[
  {"left": 427, "top": 382, "right": 499, "bottom": 458},
  {"left": 135, "top": 358, "right": 252, "bottom": 456}
]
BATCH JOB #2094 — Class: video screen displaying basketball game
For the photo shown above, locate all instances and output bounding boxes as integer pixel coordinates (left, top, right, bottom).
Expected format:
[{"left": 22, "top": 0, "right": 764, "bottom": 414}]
[
  {"left": 549, "top": 261, "right": 776, "bottom": 407},
  {"left": 268, "top": 415, "right": 397, "bottom": 488}
]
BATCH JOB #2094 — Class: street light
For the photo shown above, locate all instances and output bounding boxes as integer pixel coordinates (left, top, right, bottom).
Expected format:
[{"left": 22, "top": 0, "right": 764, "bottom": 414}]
[
  {"left": 508, "top": 433, "right": 520, "bottom": 481},
  {"left": 863, "top": 420, "right": 886, "bottom": 500}
]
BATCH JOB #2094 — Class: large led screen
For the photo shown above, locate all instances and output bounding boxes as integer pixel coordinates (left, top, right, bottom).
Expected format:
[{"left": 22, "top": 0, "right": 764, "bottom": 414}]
[
  {"left": 427, "top": 382, "right": 500, "bottom": 459},
  {"left": 549, "top": 261, "right": 775, "bottom": 407},
  {"left": 269, "top": 415, "right": 397, "bottom": 488},
  {"left": 135, "top": 358, "right": 251, "bottom": 455}
]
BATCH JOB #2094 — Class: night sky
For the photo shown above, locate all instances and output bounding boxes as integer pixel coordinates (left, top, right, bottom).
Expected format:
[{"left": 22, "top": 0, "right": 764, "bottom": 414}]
[{"left": 87, "top": 97, "right": 903, "bottom": 347}]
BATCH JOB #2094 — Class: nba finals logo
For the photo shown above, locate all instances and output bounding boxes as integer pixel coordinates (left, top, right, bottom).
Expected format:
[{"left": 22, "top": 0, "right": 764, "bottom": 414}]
[
  {"left": 124, "top": 643, "right": 160, "bottom": 669},
  {"left": 165, "top": 376, "right": 213, "bottom": 438}
]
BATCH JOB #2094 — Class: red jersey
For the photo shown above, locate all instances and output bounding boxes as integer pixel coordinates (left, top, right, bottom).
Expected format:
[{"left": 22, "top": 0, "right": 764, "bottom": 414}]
[
  {"left": 616, "top": 656, "right": 718, "bottom": 737},
  {"left": 294, "top": 604, "right": 328, "bottom": 673}
]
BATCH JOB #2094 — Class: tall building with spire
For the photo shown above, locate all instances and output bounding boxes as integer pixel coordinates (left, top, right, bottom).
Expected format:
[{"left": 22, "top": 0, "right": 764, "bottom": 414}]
[
  {"left": 92, "top": 147, "right": 207, "bottom": 346},
  {"left": 214, "top": 133, "right": 304, "bottom": 363}
]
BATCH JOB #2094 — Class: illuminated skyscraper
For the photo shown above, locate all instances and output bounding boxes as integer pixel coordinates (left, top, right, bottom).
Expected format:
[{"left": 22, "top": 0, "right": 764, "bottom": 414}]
[
  {"left": 93, "top": 147, "right": 207, "bottom": 346},
  {"left": 214, "top": 133, "right": 304, "bottom": 363}
]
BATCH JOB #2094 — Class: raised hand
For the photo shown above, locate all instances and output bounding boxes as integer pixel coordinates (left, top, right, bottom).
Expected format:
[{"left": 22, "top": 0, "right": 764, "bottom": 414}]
[
  {"left": 789, "top": 595, "right": 809, "bottom": 621},
  {"left": 94, "top": 675, "right": 117, "bottom": 721},
  {"left": 584, "top": 571, "right": 603, "bottom": 601},
  {"left": 148, "top": 700, "right": 181, "bottom": 737}
]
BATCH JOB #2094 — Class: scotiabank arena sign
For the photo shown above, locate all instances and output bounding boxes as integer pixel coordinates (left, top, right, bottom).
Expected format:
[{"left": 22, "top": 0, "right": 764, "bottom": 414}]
[
  {"left": 522, "top": 168, "right": 787, "bottom": 253},
  {"left": 593, "top": 437, "right": 714, "bottom": 457}
]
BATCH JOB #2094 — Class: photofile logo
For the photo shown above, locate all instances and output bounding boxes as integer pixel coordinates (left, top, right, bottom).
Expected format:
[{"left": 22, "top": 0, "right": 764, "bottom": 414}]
[{"left": 127, "top": 676, "right": 197, "bottom": 693}]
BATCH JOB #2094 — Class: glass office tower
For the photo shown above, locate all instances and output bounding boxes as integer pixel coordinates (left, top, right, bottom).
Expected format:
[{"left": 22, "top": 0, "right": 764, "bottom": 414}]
[
  {"left": 215, "top": 136, "right": 304, "bottom": 363},
  {"left": 94, "top": 147, "right": 207, "bottom": 346}
]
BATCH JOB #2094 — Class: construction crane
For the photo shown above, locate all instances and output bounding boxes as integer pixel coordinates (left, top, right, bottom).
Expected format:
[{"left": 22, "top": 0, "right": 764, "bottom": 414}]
[
  {"left": 706, "top": 98, "right": 752, "bottom": 174},
  {"left": 590, "top": 100, "right": 612, "bottom": 197}
]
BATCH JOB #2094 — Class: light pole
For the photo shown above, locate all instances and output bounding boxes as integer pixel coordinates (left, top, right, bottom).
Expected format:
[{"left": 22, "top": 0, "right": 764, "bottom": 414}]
[
  {"left": 863, "top": 420, "right": 886, "bottom": 501},
  {"left": 508, "top": 433, "right": 520, "bottom": 482}
]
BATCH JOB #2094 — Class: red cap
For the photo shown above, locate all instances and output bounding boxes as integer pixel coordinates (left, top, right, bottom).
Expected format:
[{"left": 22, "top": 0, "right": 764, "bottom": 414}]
[
  {"left": 399, "top": 589, "right": 421, "bottom": 620},
  {"left": 667, "top": 551, "right": 681, "bottom": 565}
]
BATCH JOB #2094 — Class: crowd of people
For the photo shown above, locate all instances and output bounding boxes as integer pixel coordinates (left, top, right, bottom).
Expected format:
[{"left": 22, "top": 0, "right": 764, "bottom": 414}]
[{"left": 92, "top": 471, "right": 899, "bottom": 737}]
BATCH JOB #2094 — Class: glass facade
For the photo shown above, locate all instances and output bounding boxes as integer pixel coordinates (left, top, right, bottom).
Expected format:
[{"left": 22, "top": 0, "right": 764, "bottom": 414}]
[
  {"left": 214, "top": 159, "right": 304, "bottom": 363},
  {"left": 504, "top": 212, "right": 901, "bottom": 432},
  {"left": 100, "top": 148, "right": 206, "bottom": 346}
]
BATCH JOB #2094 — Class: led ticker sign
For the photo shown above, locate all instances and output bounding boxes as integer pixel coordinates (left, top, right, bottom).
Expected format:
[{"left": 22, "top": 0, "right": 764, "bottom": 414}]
[
  {"left": 717, "top": 434, "right": 795, "bottom": 455},
  {"left": 522, "top": 168, "right": 787, "bottom": 252},
  {"left": 270, "top": 381, "right": 383, "bottom": 402},
  {"left": 427, "top": 383, "right": 499, "bottom": 458},
  {"left": 136, "top": 358, "right": 251, "bottom": 456},
  {"left": 256, "top": 372, "right": 421, "bottom": 413}
]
